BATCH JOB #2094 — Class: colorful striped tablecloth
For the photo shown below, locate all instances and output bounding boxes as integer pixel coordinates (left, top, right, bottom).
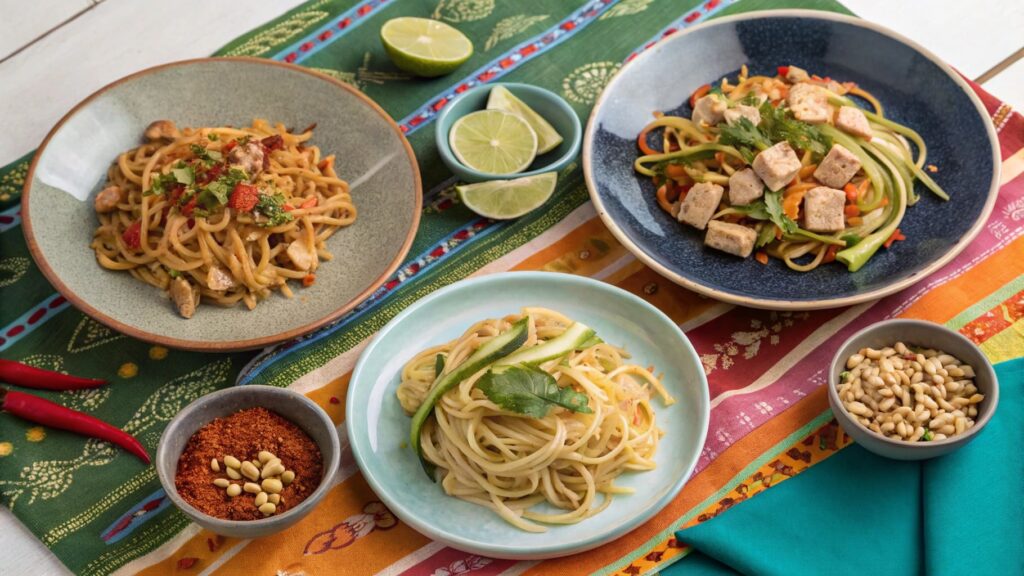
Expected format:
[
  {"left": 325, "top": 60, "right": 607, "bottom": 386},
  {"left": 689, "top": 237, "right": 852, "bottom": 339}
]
[{"left": 0, "top": 0, "right": 1021, "bottom": 574}]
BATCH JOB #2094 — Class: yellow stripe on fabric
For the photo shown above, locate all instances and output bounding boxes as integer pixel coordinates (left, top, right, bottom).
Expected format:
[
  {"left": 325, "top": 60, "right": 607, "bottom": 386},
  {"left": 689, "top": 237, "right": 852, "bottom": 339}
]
[{"left": 979, "top": 319, "right": 1024, "bottom": 363}]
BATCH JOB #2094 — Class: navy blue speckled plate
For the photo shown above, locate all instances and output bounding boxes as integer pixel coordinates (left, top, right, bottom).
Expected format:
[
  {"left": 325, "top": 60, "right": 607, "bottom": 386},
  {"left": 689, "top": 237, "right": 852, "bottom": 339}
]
[{"left": 584, "top": 10, "right": 999, "bottom": 310}]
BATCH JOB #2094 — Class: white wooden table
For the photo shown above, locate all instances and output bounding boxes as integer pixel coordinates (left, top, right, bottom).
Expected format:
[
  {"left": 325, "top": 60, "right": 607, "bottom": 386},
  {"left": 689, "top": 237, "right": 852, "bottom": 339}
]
[{"left": 1, "top": 1, "right": 1021, "bottom": 573}]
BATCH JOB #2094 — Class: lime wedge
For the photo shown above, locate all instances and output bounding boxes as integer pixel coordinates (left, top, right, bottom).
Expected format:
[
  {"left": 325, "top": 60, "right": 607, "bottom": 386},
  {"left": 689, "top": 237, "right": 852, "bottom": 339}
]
[
  {"left": 457, "top": 172, "right": 557, "bottom": 219},
  {"left": 380, "top": 17, "right": 473, "bottom": 77},
  {"left": 487, "top": 86, "right": 563, "bottom": 154},
  {"left": 449, "top": 110, "right": 538, "bottom": 175}
]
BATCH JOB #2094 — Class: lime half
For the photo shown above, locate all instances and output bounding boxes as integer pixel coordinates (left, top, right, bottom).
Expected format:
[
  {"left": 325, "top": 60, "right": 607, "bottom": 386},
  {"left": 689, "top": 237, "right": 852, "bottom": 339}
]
[
  {"left": 380, "top": 17, "right": 473, "bottom": 77},
  {"left": 449, "top": 110, "right": 538, "bottom": 175},
  {"left": 487, "top": 86, "right": 563, "bottom": 154},
  {"left": 457, "top": 172, "right": 557, "bottom": 219}
]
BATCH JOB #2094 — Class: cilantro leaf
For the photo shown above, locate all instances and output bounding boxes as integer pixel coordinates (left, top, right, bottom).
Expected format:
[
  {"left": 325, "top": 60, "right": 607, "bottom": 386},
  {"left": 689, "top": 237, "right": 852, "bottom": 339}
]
[
  {"left": 172, "top": 166, "right": 195, "bottom": 186},
  {"left": 732, "top": 200, "right": 770, "bottom": 220},
  {"left": 755, "top": 222, "right": 777, "bottom": 248},
  {"left": 207, "top": 133, "right": 219, "bottom": 141},
  {"left": 477, "top": 365, "right": 592, "bottom": 418},
  {"left": 764, "top": 189, "right": 798, "bottom": 235},
  {"left": 255, "top": 192, "right": 295, "bottom": 227},
  {"left": 144, "top": 172, "right": 177, "bottom": 196},
  {"left": 190, "top": 144, "right": 223, "bottom": 166},
  {"left": 718, "top": 117, "right": 771, "bottom": 154},
  {"left": 758, "top": 101, "right": 832, "bottom": 158}
]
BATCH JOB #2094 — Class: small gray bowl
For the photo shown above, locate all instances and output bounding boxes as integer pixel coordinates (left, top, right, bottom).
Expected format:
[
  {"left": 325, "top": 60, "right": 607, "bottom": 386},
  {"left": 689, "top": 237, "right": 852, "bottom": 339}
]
[
  {"left": 156, "top": 385, "right": 340, "bottom": 538},
  {"left": 828, "top": 319, "right": 999, "bottom": 460}
]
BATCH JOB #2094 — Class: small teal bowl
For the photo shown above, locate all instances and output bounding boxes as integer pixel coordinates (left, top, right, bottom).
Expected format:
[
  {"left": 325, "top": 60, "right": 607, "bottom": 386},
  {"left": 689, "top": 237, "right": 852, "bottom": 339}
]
[{"left": 435, "top": 83, "right": 581, "bottom": 183}]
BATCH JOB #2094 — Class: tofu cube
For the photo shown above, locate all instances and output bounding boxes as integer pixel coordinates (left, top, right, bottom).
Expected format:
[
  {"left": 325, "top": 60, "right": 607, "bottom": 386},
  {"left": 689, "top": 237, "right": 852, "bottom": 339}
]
[
  {"left": 835, "top": 106, "right": 872, "bottom": 138},
  {"left": 813, "top": 144, "right": 862, "bottom": 188},
  {"left": 704, "top": 220, "right": 758, "bottom": 258},
  {"left": 803, "top": 186, "right": 846, "bottom": 232},
  {"left": 752, "top": 141, "right": 801, "bottom": 191},
  {"left": 787, "top": 83, "right": 829, "bottom": 124},
  {"left": 724, "top": 105, "right": 762, "bottom": 127},
  {"left": 785, "top": 65, "right": 810, "bottom": 82},
  {"left": 728, "top": 168, "right": 765, "bottom": 206},
  {"left": 692, "top": 94, "right": 728, "bottom": 126},
  {"left": 677, "top": 182, "right": 724, "bottom": 230}
]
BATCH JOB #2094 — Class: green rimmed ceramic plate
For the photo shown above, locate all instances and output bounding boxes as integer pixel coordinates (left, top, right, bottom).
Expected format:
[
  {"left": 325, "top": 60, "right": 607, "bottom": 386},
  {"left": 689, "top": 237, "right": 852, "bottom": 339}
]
[
  {"left": 346, "top": 271, "right": 710, "bottom": 559},
  {"left": 22, "top": 57, "right": 421, "bottom": 351}
]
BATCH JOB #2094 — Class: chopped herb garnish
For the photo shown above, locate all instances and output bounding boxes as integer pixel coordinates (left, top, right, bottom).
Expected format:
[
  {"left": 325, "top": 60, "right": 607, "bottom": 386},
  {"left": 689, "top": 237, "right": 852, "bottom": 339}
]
[
  {"left": 255, "top": 192, "right": 294, "bottom": 227},
  {"left": 718, "top": 117, "right": 771, "bottom": 159},
  {"left": 764, "top": 189, "right": 798, "bottom": 235},
  {"left": 732, "top": 200, "right": 770, "bottom": 220},
  {"left": 167, "top": 269, "right": 181, "bottom": 278},
  {"left": 840, "top": 371, "right": 851, "bottom": 381},
  {"left": 189, "top": 144, "right": 223, "bottom": 166},
  {"left": 476, "top": 364, "right": 592, "bottom": 418},
  {"left": 172, "top": 165, "right": 195, "bottom": 186},
  {"left": 207, "top": 133, "right": 219, "bottom": 141},
  {"left": 755, "top": 223, "right": 776, "bottom": 248},
  {"left": 841, "top": 233, "right": 862, "bottom": 247},
  {"left": 237, "top": 135, "right": 251, "bottom": 146},
  {"left": 758, "top": 101, "right": 832, "bottom": 158},
  {"left": 144, "top": 172, "right": 178, "bottom": 196},
  {"left": 922, "top": 429, "right": 933, "bottom": 441}
]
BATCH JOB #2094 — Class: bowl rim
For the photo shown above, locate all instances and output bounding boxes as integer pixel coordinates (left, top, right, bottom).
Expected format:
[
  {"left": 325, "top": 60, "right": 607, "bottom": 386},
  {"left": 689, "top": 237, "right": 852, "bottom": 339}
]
[
  {"left": 20, "top": 56, "right": 423, "bottom": 351},
  {"left": 155, "top": 385, "right": 341, "bottom": 529},
  {"left": 582, "top": 9, "right": 1001, "bottom": 311},
  {"left": 345, "top": 270, "right": 711, "bottom": 559},
  {"left": 826, "top": 318, "right": 1000, "bottom": 448},
  {"left": 434, "top": 82, "right": 583, "bottom": 180}
]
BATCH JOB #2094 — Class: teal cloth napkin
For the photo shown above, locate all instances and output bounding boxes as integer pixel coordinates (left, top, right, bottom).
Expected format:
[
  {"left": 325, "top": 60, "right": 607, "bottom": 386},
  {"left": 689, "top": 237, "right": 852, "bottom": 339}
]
[{"left": 667, "top": 358, "right": 1024, "bottom": 576}]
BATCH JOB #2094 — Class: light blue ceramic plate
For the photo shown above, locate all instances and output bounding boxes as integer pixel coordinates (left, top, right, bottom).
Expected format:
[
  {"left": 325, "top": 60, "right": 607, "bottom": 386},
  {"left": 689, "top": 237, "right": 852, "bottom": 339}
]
[
  {"left": 23, "top": 57, "right": 421, "bottom": 351},
  {"left": 346, "top": 271, "right": 710, "bottom": 559}
]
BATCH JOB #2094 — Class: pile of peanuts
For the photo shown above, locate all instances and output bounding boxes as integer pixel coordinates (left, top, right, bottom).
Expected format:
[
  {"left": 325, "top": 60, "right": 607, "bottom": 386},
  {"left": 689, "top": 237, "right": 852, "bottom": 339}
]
[
  {"left": 837, "top": 342, "right": 984, "bottom": 442},
  {"left": 210, "top": 450, "right": 297, "bottom": 516}
]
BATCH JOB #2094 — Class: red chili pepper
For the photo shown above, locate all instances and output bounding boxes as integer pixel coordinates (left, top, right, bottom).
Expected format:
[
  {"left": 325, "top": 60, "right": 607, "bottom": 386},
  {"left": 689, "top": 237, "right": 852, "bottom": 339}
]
[
  {"left": 260, "top": 134, "right": 284, "bottom": 151},
  {"left": 0, "top": 360, "right": 107, "bottom": 390},
  {"left": 299, "top": 196, "right": 318, "bottom": 209},
  {"left": 883, "top": 228, "right": 906, "bottom": 249},
  {"left": 122, "top": 220, "right": 142, "bottom": 250},
  {"left": 1, "top": 388, "right": 150, "bottom": 463},
  {"left": 227, "top": 183, "right": 259, "bottom": 212},
  {"left": 222, "top": 139, "right": 238, "bottom": 153},
  {"left": 196, "top": 163, "right": 225, "bottom": 185},
  {"left": 777, "top": 66, "right": 790, "bottom": 77},
  {"left": 181, "top": 197, "right": 198, "bottom": 217}
]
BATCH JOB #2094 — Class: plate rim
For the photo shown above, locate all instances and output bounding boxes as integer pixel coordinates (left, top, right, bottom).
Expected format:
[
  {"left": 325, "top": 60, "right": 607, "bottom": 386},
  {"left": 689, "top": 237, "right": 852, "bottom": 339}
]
[
  {"left": 345, "top": 270, "right": 711, "bottom": 559},
  {"left": 582, "top": 9, "right": 1001, "bottom": 311},
  {"left": 20, "top": 56, "right": 422, "bottom": 351}
]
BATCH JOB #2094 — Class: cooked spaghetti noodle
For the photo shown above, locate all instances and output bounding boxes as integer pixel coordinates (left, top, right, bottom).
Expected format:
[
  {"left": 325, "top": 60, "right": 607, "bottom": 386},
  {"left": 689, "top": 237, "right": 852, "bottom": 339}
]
[
  {"left": 90, "top": 118, "right": 355, "bottom": 318},
  {"left": 396, "top": 308, "right": 674, "bottom": 532},
  {"left": 634, "top": 64, "right": 948, "bottom": 272}
]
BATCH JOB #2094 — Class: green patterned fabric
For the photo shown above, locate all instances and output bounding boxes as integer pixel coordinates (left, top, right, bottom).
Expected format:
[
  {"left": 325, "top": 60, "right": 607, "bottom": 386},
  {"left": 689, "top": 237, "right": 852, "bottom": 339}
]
[{"left": 0, "top": 0, "right": 849, "bottom": 573}]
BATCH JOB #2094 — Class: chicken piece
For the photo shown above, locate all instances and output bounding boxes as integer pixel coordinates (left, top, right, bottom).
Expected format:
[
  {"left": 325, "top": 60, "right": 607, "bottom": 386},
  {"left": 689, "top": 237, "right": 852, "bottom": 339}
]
[
  {"left": 704, "top": 220, "right": 758, "bottom": 258},
  {"left": 787, "top": 83, "right": 829, "bottom": 124},
  {"left": 169, "top": 277, "right": 199, "bottom": 319},
  {"left": 144, "top": 120, "right": 180, "bottom": 141},
  {"left": 93, "top": 185, "right": 124, "bottom": 213},
  {"left": 227, "top": 140, "right": 265, "bottom": 177},
  {"left": 752, "top": 141, "right": 801, "bottom": 191},
  {"left": 803, "top": 186, "right": 846, "bottom": 232},
  {"left": 286, "top": 239, "right": 316, "bottom": 271},
  {"left": 785, "top": 65, "right": 810, "bottom": 83},
  {"left": 813, "top": 144, "right": 862, "bottom": 188},
  {"left": 677, "top": 182, "right": 724, "bottom": 230},
  {"left": 835, "top": 106, "right": 873, "bottom": 139},
  {"left": 206, "top": 265, "right": 236, "bottom": 291},
  {"left": 692, "top": 94, "right": 728, "bottom": 126},
  {"left": 727, "top": 168, "right": 765, "bottom": 206},
  {"left": 723, "top": 105, "right": 761, "bottom": 127}
]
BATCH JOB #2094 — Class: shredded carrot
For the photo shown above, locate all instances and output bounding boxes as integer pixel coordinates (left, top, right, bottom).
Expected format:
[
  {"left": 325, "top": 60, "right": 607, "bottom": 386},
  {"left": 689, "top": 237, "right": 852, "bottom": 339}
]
[
  {"left": 798, "top": 164, "right": 818, "bottom": 179},
  {"left": 302, "top": 274, "right": 316, "bottom": 287},
  {"left": 883, "top": 228, "right": 906, "bottom": 249},
  {"left": 637, "top": 130, "right": 658, "bottom": 155},
  {"left": 665, "top": 164, "right": 687, "bottom": 179},
  {"left": 690, "top": 84, "right": 711, "bottom": 108},
  {"left": 823, "top": 245, "right": 839, "bottom": 263},
  {"left": 714, "top": 152, "right": 725, "bottom": 165},
  {"left": 847, "top": 216, "right": 863, "bottom": 226},
  {"left": 300, "top": 197, "right": 318, "bottom": 209},
  {"left": 843, "top": 183, "right": 859, "bottom": 202},
  {"left": 881, "top": 196, "right": 890, "bottom": 207},
  {"left": 844, "top": 204, "right": 860, "bottom": 218},
  {"left": 282, "top": 204, "right": 294, "bottom": 212},
  {"left": 656, "top": 185, "right": 674, "bottom": 214},
  {"left": 755, "top": 251, "right": 769, "bottom": 265},
  {"left": 782, "top": 183, "right": 815, "bottom": 220}
]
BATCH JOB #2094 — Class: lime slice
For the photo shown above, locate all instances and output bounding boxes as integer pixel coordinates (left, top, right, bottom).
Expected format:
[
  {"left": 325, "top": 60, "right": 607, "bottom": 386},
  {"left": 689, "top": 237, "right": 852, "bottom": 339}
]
[
  {"left": 486, "top": 86, "right": 564, "bottom": 154},
  {"left": 380, "top": 17, "right": 473, "bottom": 77},
  {"left": 449, "top": 110, "right": 538, "bottom": 175},
  {"left": 457, "top": 172, "right": 557, "bottom": 219}
]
